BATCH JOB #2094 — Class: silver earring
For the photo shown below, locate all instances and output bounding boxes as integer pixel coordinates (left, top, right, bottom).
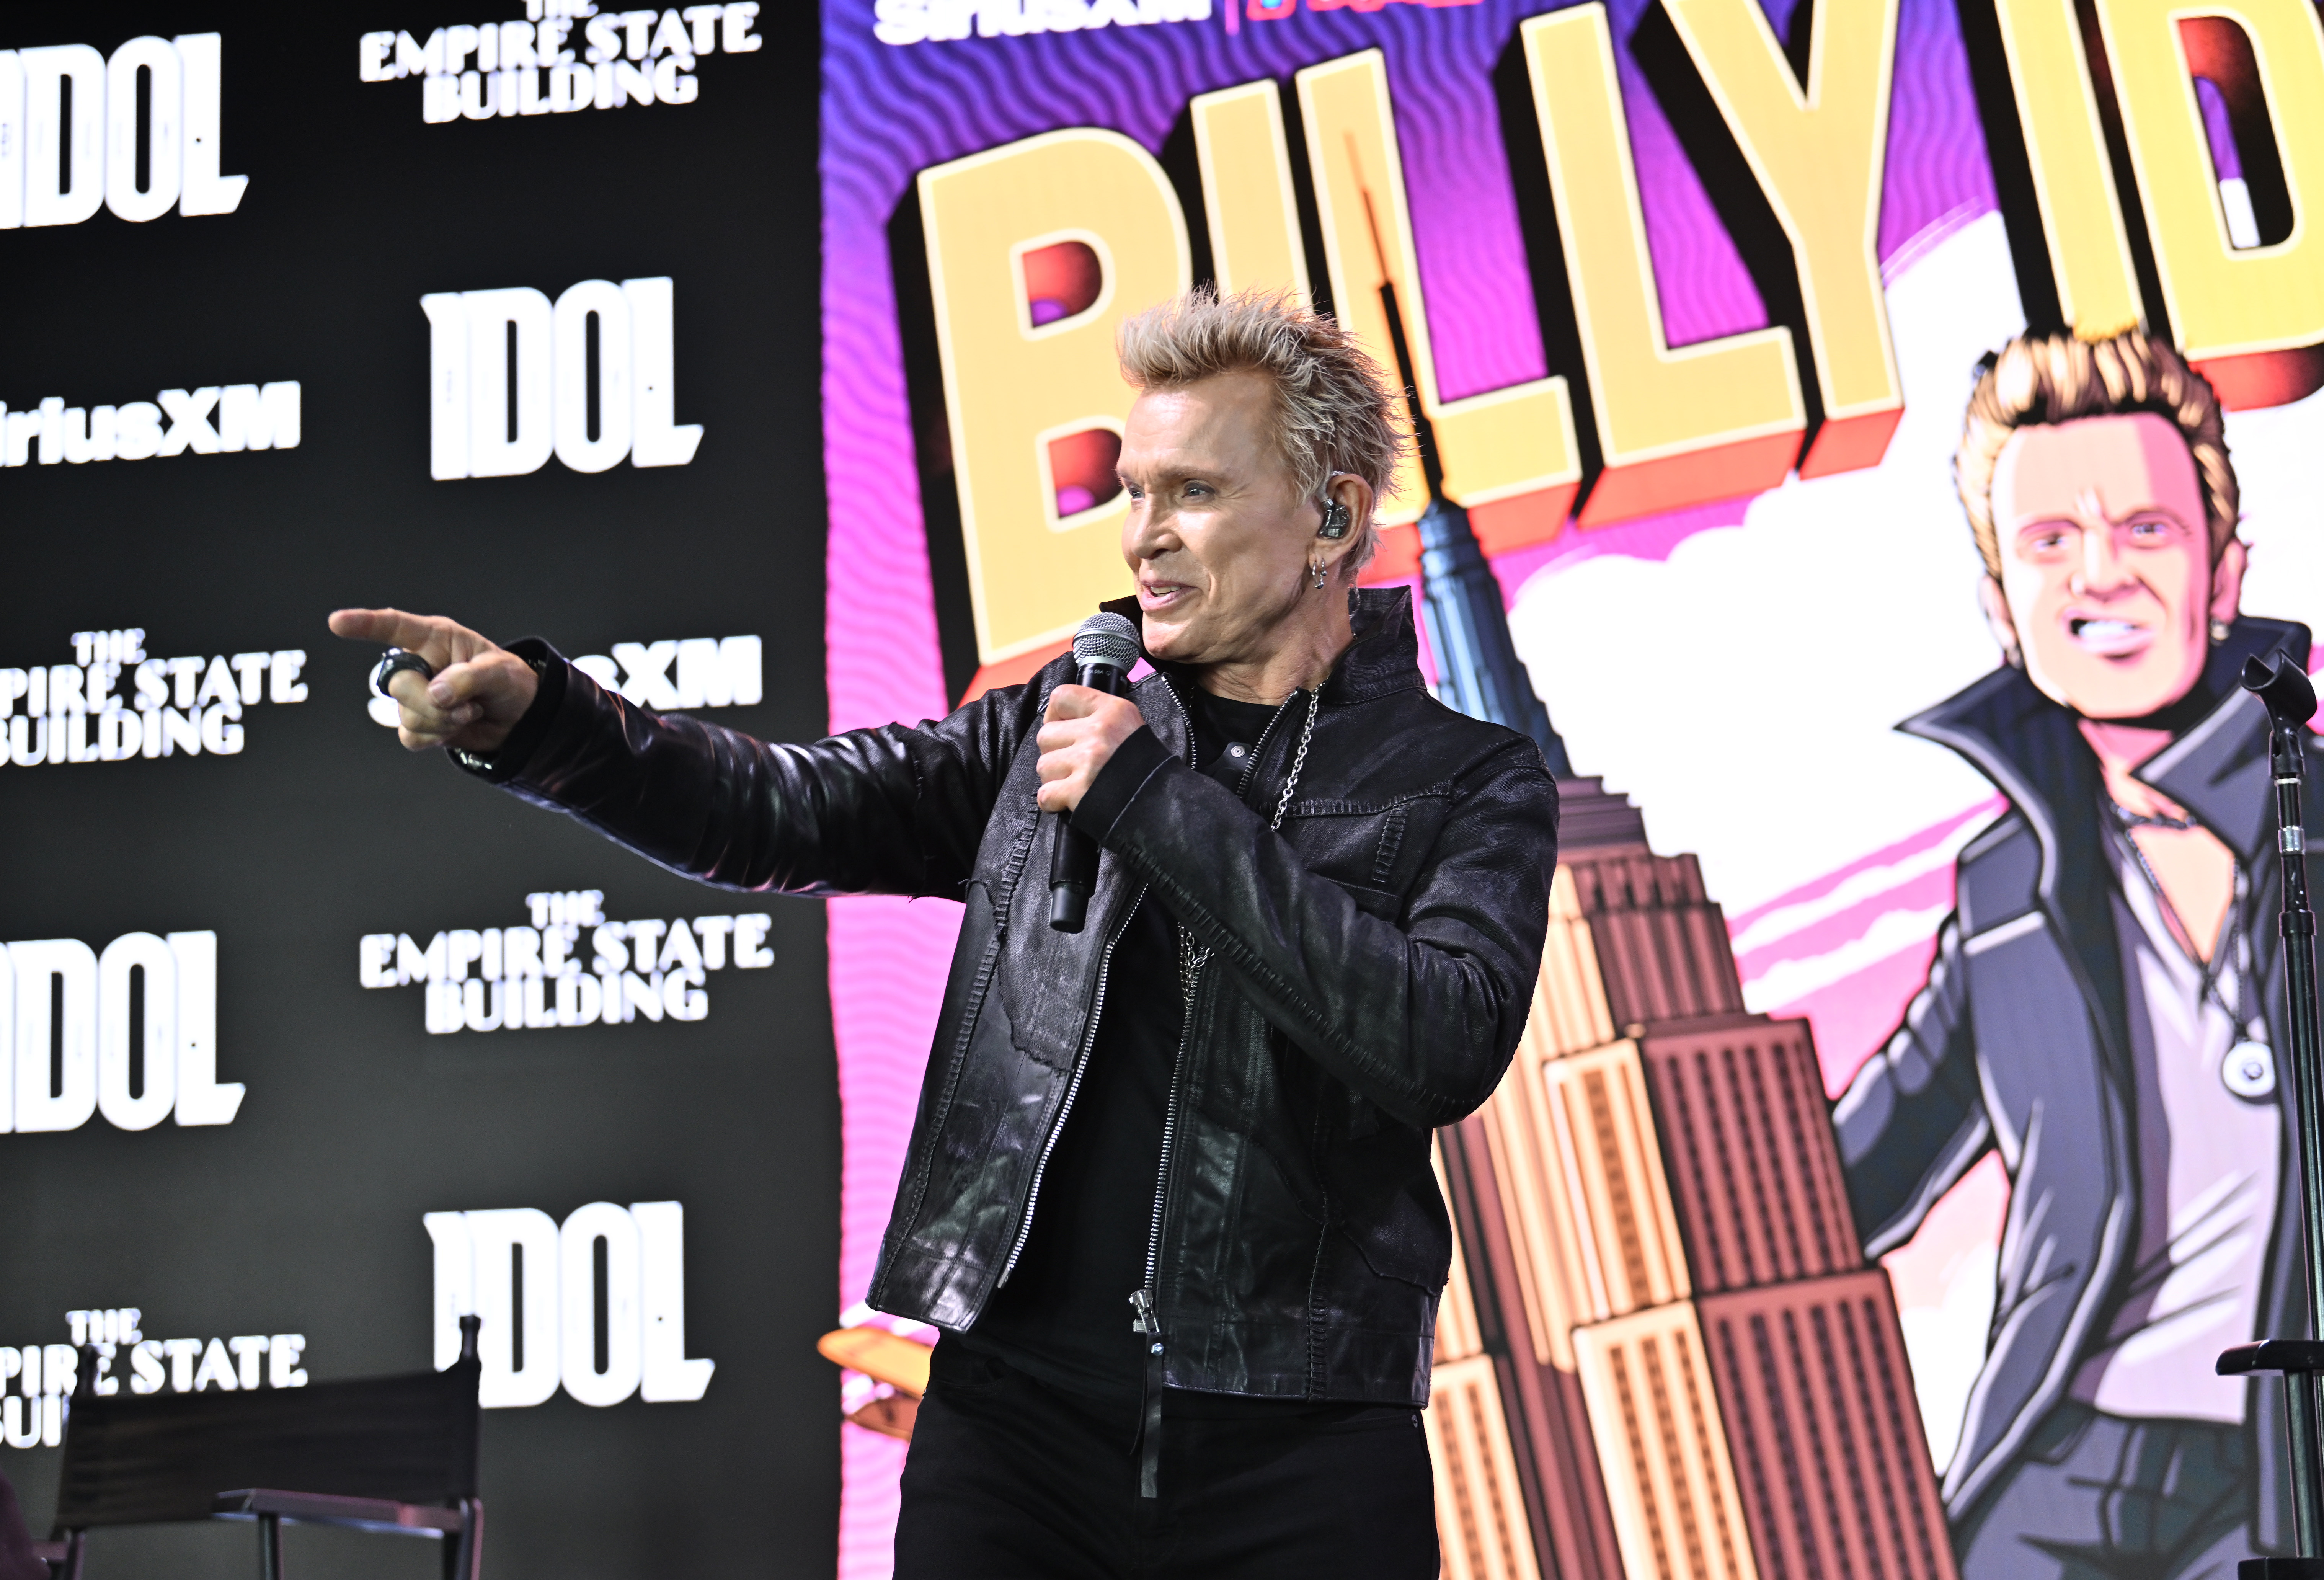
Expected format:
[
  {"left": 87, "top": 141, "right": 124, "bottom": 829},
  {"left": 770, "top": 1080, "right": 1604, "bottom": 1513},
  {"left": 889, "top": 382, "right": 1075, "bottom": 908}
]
[
  {"left": 2210, "top": 617, "right": 2231, "bottom": 644},
  {"left": 1310, "top": 562, "right": 1328, "bottom": 590}
]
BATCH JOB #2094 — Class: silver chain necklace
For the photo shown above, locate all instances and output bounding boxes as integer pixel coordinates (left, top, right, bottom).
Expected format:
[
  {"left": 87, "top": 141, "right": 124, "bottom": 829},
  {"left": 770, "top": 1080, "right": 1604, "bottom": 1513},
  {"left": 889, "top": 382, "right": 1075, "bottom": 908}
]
[
  {"left": 1178, "top": 687, "right": 1321, "bottom": 1001},
  {"left": 2110, "top": 802, "right": 2241, "bottom": 1015},
  {"left": 2110, "top": 802, "right": 2274, "bottom": 1099}
]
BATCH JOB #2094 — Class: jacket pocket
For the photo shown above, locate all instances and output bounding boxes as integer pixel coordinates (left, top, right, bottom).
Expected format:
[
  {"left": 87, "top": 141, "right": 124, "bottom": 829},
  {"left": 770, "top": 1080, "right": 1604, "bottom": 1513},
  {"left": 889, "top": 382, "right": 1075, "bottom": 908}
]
[
  {"left": 1331, "top": 879, "right": 1404, "bottom": 920},
  {"left": 1334, "top": 1160, "right": 1455, "bottom": 1294},
  {"left": 1288, "top": 787, "right": 1454, "bottom": 921}
]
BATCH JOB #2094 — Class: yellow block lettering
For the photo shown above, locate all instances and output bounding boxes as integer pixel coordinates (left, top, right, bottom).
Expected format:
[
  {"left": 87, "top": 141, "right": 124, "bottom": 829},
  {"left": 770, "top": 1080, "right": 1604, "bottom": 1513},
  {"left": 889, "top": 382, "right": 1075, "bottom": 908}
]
[
  {"left": 1988, "top": 0, "right": 2147, "bottom": 335},
  {"left": 1661, "top": 0, "right": 1905, "bottom": 475},
  {"left": 1190, "top": 82, "right": 1312, "bottom": 303},
  {"left": 1518, "top": 7, "right": 1806, "bottom": 526},
  {"left": 1294, "top": 51, "right": 1582, "bottom": 530},
  {"left": 2092, "top": 0, "right": 2324, "bottom": 406},
  {"left": 916, "top": 129, "right": 1192, "bottom": 664}
]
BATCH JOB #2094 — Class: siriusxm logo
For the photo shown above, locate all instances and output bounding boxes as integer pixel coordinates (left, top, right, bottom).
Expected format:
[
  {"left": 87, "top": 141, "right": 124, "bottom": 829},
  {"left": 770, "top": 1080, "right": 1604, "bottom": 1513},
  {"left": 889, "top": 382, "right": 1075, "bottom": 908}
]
[
  {"left": 365, "top": 635, "right": 760, "bottom": 728},
  {"left": 1, "top": 383, "right": 297, "bottom": 470}
]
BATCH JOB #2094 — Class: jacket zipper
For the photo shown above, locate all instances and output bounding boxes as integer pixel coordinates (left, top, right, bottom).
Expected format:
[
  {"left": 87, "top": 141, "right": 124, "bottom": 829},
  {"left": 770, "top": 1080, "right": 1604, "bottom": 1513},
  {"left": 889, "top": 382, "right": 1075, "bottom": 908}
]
[
  {"left": 1001, "top": 674, "right": 1195, "bottom": 1289},
  {"left": 1128, "top": 679, "right": 1297, "bottom": 1496},
  {"left": 997, "top": 884, "right": 1147, "bottom": 1287},
  {"left": 1130, "top": 680, "right": 1297, "bottom": 1325},
  {"left": 1138, "top": 978, "right": 1201, "bottom": 1312}
]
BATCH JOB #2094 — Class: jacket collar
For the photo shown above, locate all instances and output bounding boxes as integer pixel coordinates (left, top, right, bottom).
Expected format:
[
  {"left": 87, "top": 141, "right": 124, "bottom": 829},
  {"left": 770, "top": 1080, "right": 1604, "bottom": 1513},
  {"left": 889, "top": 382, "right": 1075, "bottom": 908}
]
[
  {"left": 1901, "top": 616, "right": 2309, "bottom": 866},
  {"left": 1097, "top": 586, "right": 1427, "bottom": 705},
  {"left": 1898, "top": 615, "right": 2309, "bottom": 1073},
  {"left": 2135, "top": 619, "right": 2310, "bottom": 861}
]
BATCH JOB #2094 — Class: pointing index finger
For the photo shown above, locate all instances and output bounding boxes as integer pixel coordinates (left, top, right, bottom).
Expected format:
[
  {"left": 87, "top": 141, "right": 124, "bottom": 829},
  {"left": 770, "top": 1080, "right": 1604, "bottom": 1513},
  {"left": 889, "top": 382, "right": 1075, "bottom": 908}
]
[
  {"left": 328, "top": 608, "right": 453, "bottom": 668},
  {"left": 326, "top": 608, "right": 397, "bottom": 643}
]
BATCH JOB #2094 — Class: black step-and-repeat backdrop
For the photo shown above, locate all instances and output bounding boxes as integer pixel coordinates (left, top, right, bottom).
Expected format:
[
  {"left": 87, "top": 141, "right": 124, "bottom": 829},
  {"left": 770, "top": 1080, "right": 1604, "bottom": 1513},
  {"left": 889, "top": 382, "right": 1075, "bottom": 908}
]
[{"left": 0, "top": 6, "right": 834, "bottom": 1577}]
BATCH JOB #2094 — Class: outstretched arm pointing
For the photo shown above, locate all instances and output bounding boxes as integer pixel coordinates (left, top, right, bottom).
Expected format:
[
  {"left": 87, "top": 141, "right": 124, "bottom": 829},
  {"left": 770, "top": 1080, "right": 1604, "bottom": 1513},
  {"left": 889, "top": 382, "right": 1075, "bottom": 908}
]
[{"left": 328, "top": 608, "right": 540, "bottom": 756}]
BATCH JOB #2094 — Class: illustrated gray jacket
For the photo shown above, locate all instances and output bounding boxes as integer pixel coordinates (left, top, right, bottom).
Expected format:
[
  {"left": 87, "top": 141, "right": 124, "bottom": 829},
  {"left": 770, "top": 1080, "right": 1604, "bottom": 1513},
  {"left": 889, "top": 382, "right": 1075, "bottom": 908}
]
[{"left": 1835, "top": 617, "right": 2319, "bottom": 1543}]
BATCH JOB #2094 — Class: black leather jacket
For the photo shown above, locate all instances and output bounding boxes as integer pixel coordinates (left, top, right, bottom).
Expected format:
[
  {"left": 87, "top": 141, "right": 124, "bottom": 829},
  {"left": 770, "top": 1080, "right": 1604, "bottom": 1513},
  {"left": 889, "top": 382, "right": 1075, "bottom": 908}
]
[{"left": 478, "top": 587, "right": 1559, "bottom": 1406}]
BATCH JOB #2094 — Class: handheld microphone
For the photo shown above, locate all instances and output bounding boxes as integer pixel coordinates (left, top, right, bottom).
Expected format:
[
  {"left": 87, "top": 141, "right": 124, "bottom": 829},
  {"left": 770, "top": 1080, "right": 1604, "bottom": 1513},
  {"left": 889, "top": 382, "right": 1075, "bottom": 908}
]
[{"left": 1049, "top": 612, "right": 1142, "bottom": 932}]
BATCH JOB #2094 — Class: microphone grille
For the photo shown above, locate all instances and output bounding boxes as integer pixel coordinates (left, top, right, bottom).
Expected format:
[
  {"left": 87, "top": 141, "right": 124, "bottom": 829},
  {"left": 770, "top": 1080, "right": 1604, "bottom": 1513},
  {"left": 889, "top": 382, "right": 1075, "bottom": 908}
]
[{"left": 1072, "top": 612, "right": 1141, "bottom": 672}]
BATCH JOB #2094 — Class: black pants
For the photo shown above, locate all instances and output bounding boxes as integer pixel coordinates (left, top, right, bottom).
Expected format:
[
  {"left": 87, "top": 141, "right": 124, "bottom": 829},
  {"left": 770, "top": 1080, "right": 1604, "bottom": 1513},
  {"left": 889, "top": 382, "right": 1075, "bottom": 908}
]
[
  {"left": 894, "top": 1343, "right": 1439, "bottom": 1578},
  {"left": 1954, "top": 1405, "right": 2254, "bottom": 1580}
]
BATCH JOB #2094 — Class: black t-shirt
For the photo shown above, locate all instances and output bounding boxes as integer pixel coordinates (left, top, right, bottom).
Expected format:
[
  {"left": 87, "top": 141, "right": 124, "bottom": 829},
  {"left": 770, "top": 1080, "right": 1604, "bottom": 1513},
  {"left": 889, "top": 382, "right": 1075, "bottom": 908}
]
[
  {"left": 1194, "top": 691, "right": 1286, "bottom": 792},
  {"left": 960, "top": 686, "right": 1293, "bottom": 1409}
]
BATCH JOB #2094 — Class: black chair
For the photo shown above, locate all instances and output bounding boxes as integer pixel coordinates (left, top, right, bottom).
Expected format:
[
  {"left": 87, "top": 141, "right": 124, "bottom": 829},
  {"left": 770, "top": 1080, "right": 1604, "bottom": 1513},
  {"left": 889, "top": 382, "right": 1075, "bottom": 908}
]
[{"left": 39, "top": 1317, "right": 482, "bottom": 1580}]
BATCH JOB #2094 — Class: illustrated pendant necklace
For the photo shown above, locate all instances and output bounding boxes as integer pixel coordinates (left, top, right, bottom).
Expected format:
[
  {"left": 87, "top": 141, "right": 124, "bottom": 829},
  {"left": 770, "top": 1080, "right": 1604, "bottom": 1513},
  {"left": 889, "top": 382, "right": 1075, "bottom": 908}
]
[
  {"left": 2217, "top": 911, "right": 2274, "bottom": 1101},
  {"left": 2112, "top": 803, "right": 2273, "bottom": 1099},
  {"left": 2223, "top": 1027, "right": 2275, "bottom": 1100}
]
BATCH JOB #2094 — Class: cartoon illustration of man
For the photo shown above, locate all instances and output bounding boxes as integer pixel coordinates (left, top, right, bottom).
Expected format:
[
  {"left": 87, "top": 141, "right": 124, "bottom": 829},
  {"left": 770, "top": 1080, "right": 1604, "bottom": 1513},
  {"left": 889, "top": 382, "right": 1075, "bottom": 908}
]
[{"left": 1834, "top": 330, "right": 2319, "bottom": 1580}]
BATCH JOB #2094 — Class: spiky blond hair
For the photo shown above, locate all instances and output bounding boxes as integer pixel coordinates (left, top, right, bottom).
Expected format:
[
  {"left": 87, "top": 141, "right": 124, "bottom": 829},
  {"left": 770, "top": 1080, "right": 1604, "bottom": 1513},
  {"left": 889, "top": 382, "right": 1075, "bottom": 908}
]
[{"left": 1118, "top": 287, "right": 1408, "bottom": 573}]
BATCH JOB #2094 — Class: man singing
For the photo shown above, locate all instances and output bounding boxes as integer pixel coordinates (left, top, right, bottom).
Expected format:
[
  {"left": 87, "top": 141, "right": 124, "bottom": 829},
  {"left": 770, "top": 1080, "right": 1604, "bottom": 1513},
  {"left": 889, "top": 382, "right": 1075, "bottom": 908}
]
[
  {"left": 1836, "top": 330, "right": 2319, "bottom": 1580},
  {"left": 336, "top": 288, "right": 1560, "bottom": 1576}
]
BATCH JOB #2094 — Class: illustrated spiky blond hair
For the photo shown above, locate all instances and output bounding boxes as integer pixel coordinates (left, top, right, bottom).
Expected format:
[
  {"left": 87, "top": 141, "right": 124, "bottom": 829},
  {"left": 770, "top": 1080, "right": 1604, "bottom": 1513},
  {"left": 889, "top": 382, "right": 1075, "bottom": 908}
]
[{"left": 1955, "top": 329, "right": 2238, "bottom": 577}]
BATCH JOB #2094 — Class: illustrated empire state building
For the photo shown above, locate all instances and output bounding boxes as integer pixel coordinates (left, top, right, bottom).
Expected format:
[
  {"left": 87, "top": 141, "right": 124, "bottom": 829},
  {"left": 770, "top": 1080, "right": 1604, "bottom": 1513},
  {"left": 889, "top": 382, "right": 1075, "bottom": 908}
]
[{"left": 1376, "top": 279, "right": 1957, "bottom": 1580}]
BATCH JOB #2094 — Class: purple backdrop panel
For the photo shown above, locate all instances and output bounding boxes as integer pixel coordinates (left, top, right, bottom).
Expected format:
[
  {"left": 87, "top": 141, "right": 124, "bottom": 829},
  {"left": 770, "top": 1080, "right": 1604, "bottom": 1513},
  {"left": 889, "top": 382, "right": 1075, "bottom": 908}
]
[{"left": 818, "top": 4, "right": 1996, "bottom": 1572}]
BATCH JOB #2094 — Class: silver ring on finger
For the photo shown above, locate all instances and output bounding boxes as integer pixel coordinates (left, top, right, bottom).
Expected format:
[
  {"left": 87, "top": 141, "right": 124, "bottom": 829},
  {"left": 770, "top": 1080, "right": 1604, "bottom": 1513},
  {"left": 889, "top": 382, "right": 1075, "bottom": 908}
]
[{"left": 372, "top": 648, "right": 437, "bottom": 700}]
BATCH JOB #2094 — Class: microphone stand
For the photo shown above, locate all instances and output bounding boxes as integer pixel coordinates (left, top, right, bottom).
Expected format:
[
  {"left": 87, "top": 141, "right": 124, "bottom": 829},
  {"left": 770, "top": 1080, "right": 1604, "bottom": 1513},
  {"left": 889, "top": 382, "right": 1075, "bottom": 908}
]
[{"left": 2218, "top": 652, "right": 2324, "bottom": 1580}]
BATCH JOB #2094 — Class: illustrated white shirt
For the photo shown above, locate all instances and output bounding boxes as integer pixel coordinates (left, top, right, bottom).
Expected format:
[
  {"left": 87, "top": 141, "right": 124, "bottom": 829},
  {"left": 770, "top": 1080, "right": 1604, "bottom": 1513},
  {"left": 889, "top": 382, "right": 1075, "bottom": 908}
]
[{"left": 2070, "top": 826, "right": 2280, "bottom": 1424}]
